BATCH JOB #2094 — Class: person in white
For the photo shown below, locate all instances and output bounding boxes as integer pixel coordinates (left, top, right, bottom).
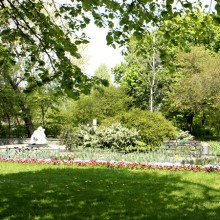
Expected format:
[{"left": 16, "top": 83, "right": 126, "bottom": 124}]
[{"left": 30, "top": 126, "right": 47, "bottom": 144}]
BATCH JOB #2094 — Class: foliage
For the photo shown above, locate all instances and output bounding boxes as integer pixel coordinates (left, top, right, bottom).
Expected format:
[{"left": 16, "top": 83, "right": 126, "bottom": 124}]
[
  {"left": 181, "top": 157, "right": 220, "bottom": 166},
  {"left": 60, "top": 86, "right": 131, "bottom": 127},
  {"left": 0, "top": 124, "right": 27, "bottom": 138},
  {"left": 119, "top": 109, "right": 178, "bottom": 147},
  {"left": 59, "top": 126, "right": 79, "bottom": 150},
  {"left": 44, "top": 124, "right": 62, "bottom": 138},
  {"left": 60, "top": 123, "right": 147, "bottom": 153},
  {"left": 27, "top": 86, "right": 62, "bottom": 126},
  {"left": 59, "top": 107, "right": 178, "bottom": 152},
  {"left": 209, "top": 142, "right": 220, "bottom": 155},
  {"left": 0, "top": 88, "right": 23, "bottom": 138},
  {"left": 176, "top": 130, "right": 194, "bottom": 140},
  {"left": 112, "top": 32, "right": 174, "bottom": 111},
  {"left": 163, "top": 47, "right": 220, "bottom": 138},
  {"left": 94, "top": 64, "right": 112, "bottom": 84},
  {"left": 112, "top": 11, "right": 220, "bottom": 112},
  {"left": 0, "top": 1, "right": 219, "bottom": 99},
  {"left": 1, "top": 140, "right": 220, "bottom": 165},
  {"left": 0, "top": 1, "right": 108, "bottom": 98},
  {"left": 160, "top": 11, "right": 220, "bottom": 53},
  {"left": 2, "top": 1, "right": 220, "bottom": 139},
  {"left": 0, "top": 0, "right": 207, "bottom": 99}
]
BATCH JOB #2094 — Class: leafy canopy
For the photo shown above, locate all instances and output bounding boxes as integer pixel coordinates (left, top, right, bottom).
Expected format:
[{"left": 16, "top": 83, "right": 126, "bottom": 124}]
[{"left": 0, "top": 0, "right": 218, "bottom": 98}]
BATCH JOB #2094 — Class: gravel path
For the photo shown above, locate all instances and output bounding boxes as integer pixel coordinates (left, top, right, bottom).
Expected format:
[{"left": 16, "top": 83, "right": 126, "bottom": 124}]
[{"left": 0, "top": 139, "right": 66, "bottom": 150}]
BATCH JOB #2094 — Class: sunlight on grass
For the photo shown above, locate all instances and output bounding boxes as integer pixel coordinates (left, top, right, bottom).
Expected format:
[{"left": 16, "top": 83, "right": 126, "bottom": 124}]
[{"left": 0, "top": 162, "right": 220, "bottom": 220}]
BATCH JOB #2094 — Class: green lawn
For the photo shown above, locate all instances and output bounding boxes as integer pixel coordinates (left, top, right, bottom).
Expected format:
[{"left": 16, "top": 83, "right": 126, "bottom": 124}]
[{"left": 0, "top": 162, "right": 220, "bottom": 220}]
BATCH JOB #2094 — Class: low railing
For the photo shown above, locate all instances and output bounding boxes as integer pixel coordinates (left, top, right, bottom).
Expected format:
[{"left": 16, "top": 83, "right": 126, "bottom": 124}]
[{"left": 163, "top": 140, "right": 211, "bottom": 157}]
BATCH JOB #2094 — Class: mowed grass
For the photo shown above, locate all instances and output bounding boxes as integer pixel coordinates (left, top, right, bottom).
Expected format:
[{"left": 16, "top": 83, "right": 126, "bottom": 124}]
[{"left": 0, "top": 162, "right": 220, "bottom": 220}]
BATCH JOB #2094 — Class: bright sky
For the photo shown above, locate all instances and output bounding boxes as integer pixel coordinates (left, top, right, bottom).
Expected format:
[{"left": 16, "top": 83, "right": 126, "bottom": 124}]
[
  {"left": 85, "top": 24, "right": 124, "bottom": 76},
  {"left": 57, "top": 0, "right": 124, "bottom": 76}
]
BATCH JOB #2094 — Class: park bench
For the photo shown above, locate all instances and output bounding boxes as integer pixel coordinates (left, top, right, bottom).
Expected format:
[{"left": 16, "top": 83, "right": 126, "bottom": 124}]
[{"left": 163, "top": 140, "right": 210, "bottom": 157}]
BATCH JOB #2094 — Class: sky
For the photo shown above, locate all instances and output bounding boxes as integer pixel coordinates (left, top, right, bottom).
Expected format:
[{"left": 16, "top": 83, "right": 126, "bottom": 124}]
[
  {"left": 57, "top": 0, "right": 124, "bottom": 76},
  {"left": 85, "top": 24, "right": 124, "bottom": 76}
]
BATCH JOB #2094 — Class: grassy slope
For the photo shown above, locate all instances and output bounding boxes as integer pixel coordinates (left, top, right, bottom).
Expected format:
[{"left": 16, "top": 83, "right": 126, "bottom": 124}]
[{"left": 0, "top": 162, "right": 220, "bottom": 220}]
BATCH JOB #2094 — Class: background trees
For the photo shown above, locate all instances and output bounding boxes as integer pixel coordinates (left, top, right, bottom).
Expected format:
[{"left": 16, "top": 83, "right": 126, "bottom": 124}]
[
  {"left": 163, "top": 47, "right": 220, "bottom": 138},
  {"left": 59, "top": 86, "right": 130, "bottom": 127},
  {"left": 0, "top": 0, "right": 205, "bottom": 97},
  {"left": 2, "top": 0, "right": 220, "bottom": 141},
  {"left": 112, "top": 31, "right": 175, "bottom": 111}
]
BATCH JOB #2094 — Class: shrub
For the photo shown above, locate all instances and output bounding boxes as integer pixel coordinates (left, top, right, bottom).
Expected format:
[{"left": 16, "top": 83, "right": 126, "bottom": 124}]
[
  {"left": 59, "top": 126, "right": 80, "bottom": 150},
  {"left": 119, "top": 109, "right": 178, "bottom": 149},
  {"left": 44, "top": 124, "right": 62, "bottom": 138},
  {"left": 176, "top": 130, "right": 194, "bottom": 140},
  {"left": 0, "top": 125, "right": 27, "bottom": 138},
  {"left": 60, "top": 123, "right": 147, "bottom": 153}
]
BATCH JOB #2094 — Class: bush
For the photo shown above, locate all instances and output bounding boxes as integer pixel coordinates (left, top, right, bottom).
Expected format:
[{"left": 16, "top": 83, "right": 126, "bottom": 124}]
[
  {"left": 44, "top": 124, "right": 62, "bottom": 138},
  {"left": 59, "top": 126, "right": 79, "bottom": 150},
  {"left": 60, "top": 123, "right": 148, "bottom": 153},
  {"left": 119, "top": 109, "right": 178, "bottom": 149},
  {"left": 0, "top": 125, "right": 27, "bottom": 138},
  {"left": 176, "top": 130, "right": 194, "bottom": 140}
]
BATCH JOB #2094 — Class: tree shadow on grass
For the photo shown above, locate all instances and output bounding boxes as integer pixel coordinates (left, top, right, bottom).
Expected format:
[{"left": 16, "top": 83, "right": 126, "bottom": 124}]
[{"left": 0, "top": 166, "right": 220, "bottom": 220}]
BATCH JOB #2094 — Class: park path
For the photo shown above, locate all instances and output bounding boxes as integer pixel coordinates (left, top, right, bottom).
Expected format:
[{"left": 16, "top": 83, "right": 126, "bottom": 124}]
[{"left": 0, "top": 138, "right": 66, "bottom": 150}]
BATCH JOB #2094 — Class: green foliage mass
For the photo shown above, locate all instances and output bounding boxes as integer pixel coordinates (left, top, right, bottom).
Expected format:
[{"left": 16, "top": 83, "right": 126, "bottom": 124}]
[
  {"left": 60, "top": 123, "right": 146, "bottom": 153},
  {"left": 163, "top": 47, "right": 220, "bottom": 138},
  {"left": 119, "top": 109, "right": 178, "bottom": 147},
  {"left": 1, "top": 0, "right": 207, "bottom": 99},
  {"left": 61, "top": 86, "right": 131, "bottom": 126}
]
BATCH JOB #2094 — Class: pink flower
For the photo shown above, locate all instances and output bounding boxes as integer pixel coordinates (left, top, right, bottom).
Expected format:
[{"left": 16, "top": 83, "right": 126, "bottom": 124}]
[{"left": 0, "top": 157, "right": 219, "bottom": 172}]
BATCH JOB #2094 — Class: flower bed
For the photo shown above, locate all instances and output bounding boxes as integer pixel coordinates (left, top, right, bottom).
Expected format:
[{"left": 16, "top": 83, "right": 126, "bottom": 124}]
[{"left": 0, "top": 157, "right": 219, "bottom": 172}]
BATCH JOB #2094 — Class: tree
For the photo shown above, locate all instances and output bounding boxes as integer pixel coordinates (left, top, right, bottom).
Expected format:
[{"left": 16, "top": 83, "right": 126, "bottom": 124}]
[
  {"left": 0, "top": 0, "right": 219, "bottom": 136},
  {"left": 160, "top": 11, "right": 220, "bottom": 53},
  {"left": 27, "top": 86, "right": 62, "bottom": 128},
  {"left": 59, "top": 86, "right": 130, "bottom": 127},
  {"left": 113, "top": 10, "right": 220, "bottom": 112},
  {"left": 0, "top": 1, "right": 97, "bottom": 136},
  {"left": 0, "top": 45, "right": 35, "bottom": 136},
  {"left": 0, "top": 0, "right": 216, "bottom": 97},
  {"left": 94, "top": 64, "right": 112, "bottom": 85},
  {"left": 112, "top": 31, "right": 176, "bottom": 111},
  {"left": 163, "top": 47, "right": 220, "bottom": 137},
  {"left": 0, "top": 87, "right": 21, "bottom": 137}
]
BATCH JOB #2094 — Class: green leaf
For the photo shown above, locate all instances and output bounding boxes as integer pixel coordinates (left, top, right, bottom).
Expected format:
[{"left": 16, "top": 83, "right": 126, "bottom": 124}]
[
  {"left": 166, "top": 0, "right": 174, "bottom": 5},
  {"left": 161, "top": 10, "right": 169, "bottom": 19},
  {"left": 215, "top": 3, "right": 220, "bottom": 15},
  {"left": 183, "top": 3, "right": 192, "bottom": 9},
  {"left": 106, "top": 32, "right": 113, "bottom": 45}
]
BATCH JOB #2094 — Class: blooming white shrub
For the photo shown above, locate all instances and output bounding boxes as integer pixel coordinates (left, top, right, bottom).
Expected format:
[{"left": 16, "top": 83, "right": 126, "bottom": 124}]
[{"left": 60, "top": 123, "right": 148, "bottom": 152}]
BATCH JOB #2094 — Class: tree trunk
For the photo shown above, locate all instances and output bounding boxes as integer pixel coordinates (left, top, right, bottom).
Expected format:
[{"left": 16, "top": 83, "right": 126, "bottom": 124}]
[
  {"left": 20, "top": 103, "right": 34, "bottom": 137},
  {"left": 149, "top": 34, "right": 156, "bottom": 112},
  {"left": 201, "top": 113, "right": 206, "bottom": 127},
  {"left": 7, "top": 76, "right": 34, "bottom": 137},
  {"left": 6, "top": 113, "right": 11, "bottom": 138},
  {"left": 186, "top": 113, "right": 194, "bottom": 133}
]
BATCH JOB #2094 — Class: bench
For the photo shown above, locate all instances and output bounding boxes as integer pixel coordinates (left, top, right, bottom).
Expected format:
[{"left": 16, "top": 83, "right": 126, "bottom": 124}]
[{"left": 163, "top": 140, "right": 210, "bottom": 157}]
